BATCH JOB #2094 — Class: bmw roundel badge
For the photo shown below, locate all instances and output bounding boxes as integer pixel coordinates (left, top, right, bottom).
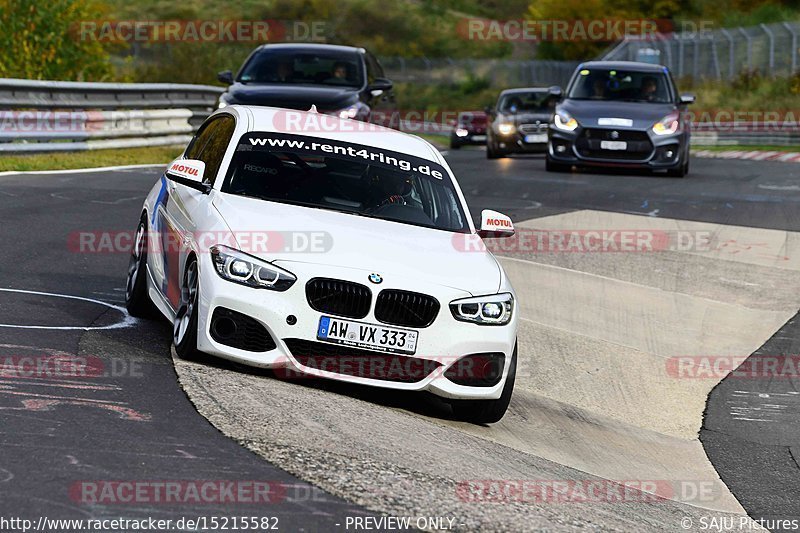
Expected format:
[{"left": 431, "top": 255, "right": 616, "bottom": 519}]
[{"left": 368, "top": 273, "right": 383, "bottom": 284}]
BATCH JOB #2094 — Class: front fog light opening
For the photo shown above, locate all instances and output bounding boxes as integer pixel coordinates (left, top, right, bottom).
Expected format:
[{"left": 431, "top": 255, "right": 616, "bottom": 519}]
[{"left": 444, "top": 352, "right": 506, "bottom": 387}]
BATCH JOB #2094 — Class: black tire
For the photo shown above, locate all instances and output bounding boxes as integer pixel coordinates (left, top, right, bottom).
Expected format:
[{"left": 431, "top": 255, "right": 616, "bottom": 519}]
[
  {"left": 450, "top": 140, "right": 462, "bottom": 150},
  {"left": 125, "top": 216, "right": 158, "bottom": 319},
  {"left": 450, "top": 345, "right": 517, "bottom": 424},
  {"left": 173, "top": 256, "right": 201, "bottom": 360},
  {"left": 545, "top": 156, "right": 570, "bottom": 173},
  {"left": 666, "top": 158, "right": 687, "bottom": 178},
  {"left": 487, "top": 144, "right": 504, "bottom": 159}
]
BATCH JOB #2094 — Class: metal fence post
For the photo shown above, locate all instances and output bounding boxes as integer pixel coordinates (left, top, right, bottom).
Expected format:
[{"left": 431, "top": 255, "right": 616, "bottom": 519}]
[
  {"left": 760, "top": 23, "right": 775, "bottom": 75},
  {"left": 737, "top": 27, "right": 752, "bottom": 72},
  {"left": 783, "top": 22, "right": 798, "bottom": 73},
  {"left": 720, "top": 28, "right": 735, "bottom": 79},
  {"left": 660, "top": 34, "right": 674, "bottom": 71}
]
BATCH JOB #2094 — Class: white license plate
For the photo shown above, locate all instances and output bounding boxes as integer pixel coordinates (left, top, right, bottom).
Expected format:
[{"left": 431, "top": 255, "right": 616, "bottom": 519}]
[
  {"left": 598, "top": 118, "right": 633, "bottom": 127},
  {"left": 471, "top": 135, "right": 486, "bottom": 141},
  {"left": 600, "top": 140, "right": 627, "bottom": 151},
  {"left": 524, "top": 134, "right": 547, "bottom": 143},
  {"left": 317, "top": 316, "right": 418, "bottom": 355}
]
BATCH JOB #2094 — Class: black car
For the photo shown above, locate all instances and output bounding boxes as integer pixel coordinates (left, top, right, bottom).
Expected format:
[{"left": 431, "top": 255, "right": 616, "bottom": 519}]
[
  {"left": 216, "top": 43, "right": 396, "bottom": 124},
  {"left": 486, "top": 87, "right": 561, "bottom": 159},
  {"left": 546, "top": 61, "right": 695, "bottom": 177}
]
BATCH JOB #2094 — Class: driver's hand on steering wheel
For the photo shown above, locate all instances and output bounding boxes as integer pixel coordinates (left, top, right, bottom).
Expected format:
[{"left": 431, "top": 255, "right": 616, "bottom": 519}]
[{"left": 382, "top": 194, "right": 406, "bottom": 206}]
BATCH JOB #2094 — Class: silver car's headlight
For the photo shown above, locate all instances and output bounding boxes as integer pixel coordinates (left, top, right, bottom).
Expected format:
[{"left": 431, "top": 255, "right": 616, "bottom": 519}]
[
  {"left": 497, "top": 122, "right": 515, "bottom": 135},
  {"left": 210, "top": 245, "right": 295, "bottom": 291},
  {"left": 450, "top": 293, "right": 514, "bottom": 325}
]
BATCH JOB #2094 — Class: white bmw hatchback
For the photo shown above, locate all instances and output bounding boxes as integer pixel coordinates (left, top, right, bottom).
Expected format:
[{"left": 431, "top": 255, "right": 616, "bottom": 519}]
[{"left": 126, "top": 105, "right": 519, "bottom": 423}]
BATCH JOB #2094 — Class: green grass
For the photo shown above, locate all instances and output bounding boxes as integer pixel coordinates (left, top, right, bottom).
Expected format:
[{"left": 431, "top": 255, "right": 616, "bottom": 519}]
[{"left": 0, "top": 145, "right": 184, "bottom": 172}]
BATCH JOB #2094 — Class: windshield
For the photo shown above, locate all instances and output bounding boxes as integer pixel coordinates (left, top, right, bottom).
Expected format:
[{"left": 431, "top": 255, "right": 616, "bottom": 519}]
[
  {"left": 567, "top": 68, "right": 673, "bottom": 103},
  {"left": 238, "top": 49, "right": 364, "bottom": 88},
  {"left": 221, "top": 133, "right": 470, "bottom": 233},
  {"left": 498, "top": 91, "right": 556, "bottom": 113}
]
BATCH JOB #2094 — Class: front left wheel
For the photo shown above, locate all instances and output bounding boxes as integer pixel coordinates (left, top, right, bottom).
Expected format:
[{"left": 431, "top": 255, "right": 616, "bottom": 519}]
[
  {"left": 125, "top": 217, "right": 158, "bottom": 318},
  {"left": 174, "top": 257, "right": 201, "bottom": 360},
  {"left": 450, "top": 345, "right": 517, "bottom": 424}
]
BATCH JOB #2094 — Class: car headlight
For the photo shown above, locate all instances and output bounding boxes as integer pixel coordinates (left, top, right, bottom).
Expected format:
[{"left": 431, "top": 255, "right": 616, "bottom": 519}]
[
  {"left": 450, "top": 293, "right": 514, "bottom": 325},
  {"left": 337, "top": 102, "right": 369, "bottom": 120},
  {"left": 455, "top": 127, "right": 469, "bottom": 137},
  {"left": 210, "top": 245, "right": 296, "bottom": 291},
  {"left": 217, "top": 99, "right": 229, "bottom": 109},
  {"left": 652, "top": 112, "right": 680, "bottom": 135},
  {"left": 497, "top": 122, "right": 515, "bottom": 135},
  {"left": 553, "top": 111, "right": 578, "bottom": 132}
]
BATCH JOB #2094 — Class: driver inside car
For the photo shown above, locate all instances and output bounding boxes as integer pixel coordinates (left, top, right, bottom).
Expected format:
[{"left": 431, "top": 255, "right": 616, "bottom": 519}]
[{"left": 368, "top": 171, "right": 414, "bottom": 209}]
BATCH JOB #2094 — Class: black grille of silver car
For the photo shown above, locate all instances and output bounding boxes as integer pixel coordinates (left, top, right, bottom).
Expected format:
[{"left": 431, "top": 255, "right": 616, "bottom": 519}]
[
  {"left": 518, "top": 123, "right": 548, "bottom": 134},
  {"left": 575, "top": 128, "right": 654, "bottom": 160},
  {"left": 375, "top": 290, "right": 440, "bottom": 328},
  {"left": 306, "top": 278, "right": 372, "bottom": 319}
]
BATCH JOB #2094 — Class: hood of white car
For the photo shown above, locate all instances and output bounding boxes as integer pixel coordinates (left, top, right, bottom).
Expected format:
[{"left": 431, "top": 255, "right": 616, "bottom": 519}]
[{"left": 212, "top": 193, "right": 501, "bottom": 295}]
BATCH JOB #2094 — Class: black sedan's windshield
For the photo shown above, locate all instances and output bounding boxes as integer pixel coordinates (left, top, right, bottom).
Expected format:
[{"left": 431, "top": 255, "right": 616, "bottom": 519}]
[
  {"left": 221, "top": 133, "right": 469, "bottom": 233},
  {"left": 568, "top": 68, "right": 673, "bottom": 103},
  {"left": 238, "top": 49, "right": 364, "bottom": 88},
  {"left": 498, "top": 91, "right": 556, "bottom": 113}
]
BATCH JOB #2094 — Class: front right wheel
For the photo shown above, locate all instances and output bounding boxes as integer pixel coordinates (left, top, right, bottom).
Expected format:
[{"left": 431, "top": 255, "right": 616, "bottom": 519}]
[{"left": 450, "top": 345, "right": 517, "bottom": 424}]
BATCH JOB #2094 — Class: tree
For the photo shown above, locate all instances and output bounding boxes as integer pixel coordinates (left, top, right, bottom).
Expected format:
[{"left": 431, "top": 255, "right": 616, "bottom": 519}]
[{"left": 0, "top": 0, "right": 115, "bottom": 80}]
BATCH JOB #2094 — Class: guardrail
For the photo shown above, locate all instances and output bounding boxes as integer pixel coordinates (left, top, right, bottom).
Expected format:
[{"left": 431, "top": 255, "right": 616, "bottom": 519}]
[
  {"left": 0, "top": 77, "right": 792, "bottom": 152},
  {"left": 0, "top": 78, "right": 223, "bottom": 153}
]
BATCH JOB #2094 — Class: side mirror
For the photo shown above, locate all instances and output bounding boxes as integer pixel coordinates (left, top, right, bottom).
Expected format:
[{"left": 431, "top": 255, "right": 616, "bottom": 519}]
[
  {"left": 680, "top": 94, "right": 695, "bottom": 105},
  {"left": 217, "top": 70, "right": 234, "bottom": 85},
  {"left": 484, "top": 106, "right": 493, "bottom": 114},
  {"left": 368, "top": 77, "right": 393, "bottom": 92},
  {"left": 166, "top": 159, "right": 210, "bottom": 194},
  {"left": 477, "top": 209, "right": 515, "bottom": 238},
  {"left": 548, "top": 85, "right": 563, "bottom": 98}
]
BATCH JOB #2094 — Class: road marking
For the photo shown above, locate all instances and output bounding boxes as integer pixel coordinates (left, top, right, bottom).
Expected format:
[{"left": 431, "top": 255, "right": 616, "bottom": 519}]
[
  {"left": 0, "top": 163, "right": 166, "bottom": 177},
  {"left": 0, "top": 288, "right": 135, "bottom": 330}
]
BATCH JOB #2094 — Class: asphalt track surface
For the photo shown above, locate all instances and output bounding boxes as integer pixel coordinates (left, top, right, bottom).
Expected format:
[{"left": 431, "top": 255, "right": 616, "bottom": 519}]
[{"left": 1, "top": 151, "right": 799, "bottom": 531}]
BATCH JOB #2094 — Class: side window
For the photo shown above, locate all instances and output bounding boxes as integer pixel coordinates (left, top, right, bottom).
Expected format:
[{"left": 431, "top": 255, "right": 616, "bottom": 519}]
[
  {"left": 364, "top": 53, "right": 384, "bottom": 84},
  {"left": 185, "top": 116, "right": 236, "bottom": 185}
]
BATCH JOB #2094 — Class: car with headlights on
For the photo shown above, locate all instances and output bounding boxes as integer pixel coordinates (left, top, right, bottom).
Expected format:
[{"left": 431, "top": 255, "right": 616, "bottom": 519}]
[
  {"left": 546, "top": 61, "right": 694, "bottom": 176},
  {"left": 450, "top": 111, "right": 488, "bottom": 149},
  {"left": 125, "top": 105, "right": 519, "bottom": 424},
  {"left": 486, "top": 87, "right": 560, "bottom": 159},
  {"left": 216, "top": 43, "right": 396, "bottom": 125}
]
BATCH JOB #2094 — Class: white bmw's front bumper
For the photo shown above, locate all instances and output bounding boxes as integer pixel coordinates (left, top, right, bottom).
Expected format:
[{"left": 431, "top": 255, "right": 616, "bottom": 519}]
[{"left": 194, "top": 253, "right": 518, "bottom": 400}]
